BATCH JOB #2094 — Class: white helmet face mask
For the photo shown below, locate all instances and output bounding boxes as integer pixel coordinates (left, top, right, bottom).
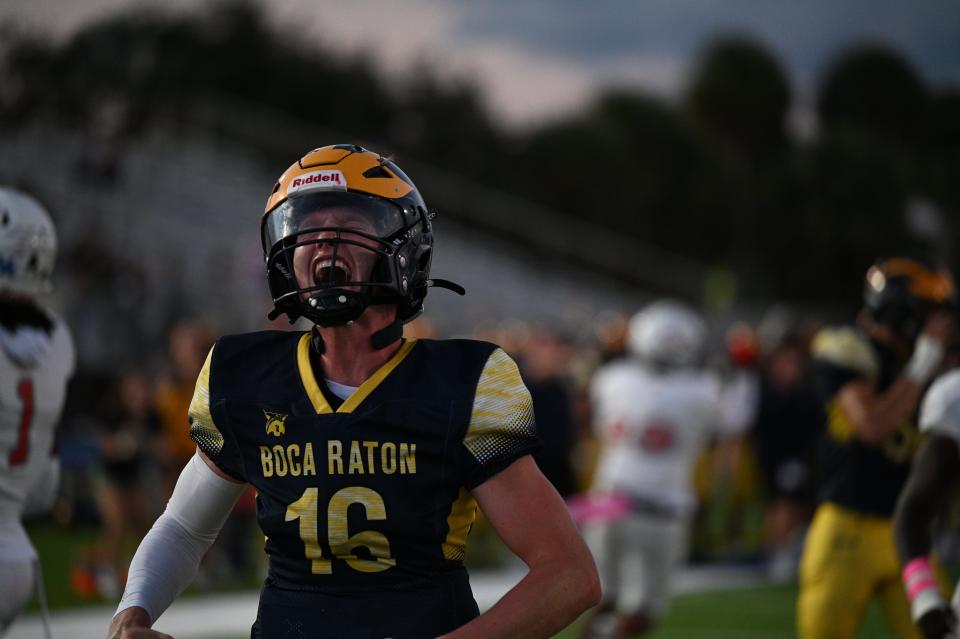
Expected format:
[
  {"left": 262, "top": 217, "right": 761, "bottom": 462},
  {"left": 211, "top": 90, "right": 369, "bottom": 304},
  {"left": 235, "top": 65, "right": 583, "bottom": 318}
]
[
  {"left": 0, "top": 188, "right": 57, "bottom": 298},
  {"left": 628, "top": 300, "right": 707, "bottom": 369}
]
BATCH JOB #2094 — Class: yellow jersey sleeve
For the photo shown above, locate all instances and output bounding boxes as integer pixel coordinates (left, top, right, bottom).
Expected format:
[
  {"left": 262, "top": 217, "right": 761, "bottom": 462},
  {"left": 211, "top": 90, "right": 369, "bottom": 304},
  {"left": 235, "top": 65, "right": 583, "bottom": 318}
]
[
  {"left": 462, "top": 348, "right": 539, "bottom": 488},
  {"left": 188, "top": 345, "right": 225, "bottom": 457}
]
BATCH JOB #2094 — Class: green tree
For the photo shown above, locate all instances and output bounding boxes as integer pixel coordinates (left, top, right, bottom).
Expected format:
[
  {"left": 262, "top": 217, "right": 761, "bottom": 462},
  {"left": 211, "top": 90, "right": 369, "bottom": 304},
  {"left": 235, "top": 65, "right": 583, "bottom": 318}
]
[
  {"left": 687, "top": 36, "right": 792, "bottom": 163},
  {"left": 684, "top": 36, "right": 794, "bottom": 296},
  {"left": 818, "top": 44, "right": 928, "bottom": 152},
  {"left": 921, "top": 89, "right": 960, "bottom": 226}
]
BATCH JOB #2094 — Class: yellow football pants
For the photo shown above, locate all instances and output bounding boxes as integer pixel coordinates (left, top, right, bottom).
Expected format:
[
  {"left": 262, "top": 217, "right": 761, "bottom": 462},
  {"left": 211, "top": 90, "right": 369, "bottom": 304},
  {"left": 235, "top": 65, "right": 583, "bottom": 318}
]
[{"left": 797, "top": 502, "right": 928, "bottom": 639}]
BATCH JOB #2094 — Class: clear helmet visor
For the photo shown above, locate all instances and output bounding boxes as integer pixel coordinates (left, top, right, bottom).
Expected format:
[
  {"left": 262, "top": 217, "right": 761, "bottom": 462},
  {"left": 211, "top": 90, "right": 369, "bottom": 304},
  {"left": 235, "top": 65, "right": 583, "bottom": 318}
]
[{"left": 263, "top": 191, "right": 409, "bottom": 296}]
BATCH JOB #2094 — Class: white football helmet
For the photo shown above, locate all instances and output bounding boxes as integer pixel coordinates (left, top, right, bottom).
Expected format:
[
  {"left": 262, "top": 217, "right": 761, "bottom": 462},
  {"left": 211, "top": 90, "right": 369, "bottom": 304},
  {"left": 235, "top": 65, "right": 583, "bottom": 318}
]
[
  {"left": 0, "top": 187, "right": 57, "bottom": 297},
  {"left": 628, "top": 300, "right": 707, "bottom": 368}
]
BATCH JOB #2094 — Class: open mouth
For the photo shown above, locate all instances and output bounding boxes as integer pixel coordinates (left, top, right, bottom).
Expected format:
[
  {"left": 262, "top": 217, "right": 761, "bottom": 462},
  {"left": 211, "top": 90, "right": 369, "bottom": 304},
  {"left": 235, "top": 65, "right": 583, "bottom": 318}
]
[{"left": 313, "top": 257, "right": 351, "bottom": 285}]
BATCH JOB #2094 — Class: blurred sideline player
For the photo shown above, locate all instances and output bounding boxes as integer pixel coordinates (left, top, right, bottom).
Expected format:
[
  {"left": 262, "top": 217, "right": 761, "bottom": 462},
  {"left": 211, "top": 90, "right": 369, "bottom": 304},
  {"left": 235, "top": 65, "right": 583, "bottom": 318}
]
[
  {"left": 576, "top": 300, "right": 750, "bottom": 638},
  {"left": 797, "top": 257, "right": 955, "bottom": 639},
  {"left": 0, "top": 187, "right": 74, "bottom": 635},
  {"left": 894, "top": 363, "right": 960, "bottom": 639},
  {"left": 109, "top": 145, "right": 600, "bottom": 639}
]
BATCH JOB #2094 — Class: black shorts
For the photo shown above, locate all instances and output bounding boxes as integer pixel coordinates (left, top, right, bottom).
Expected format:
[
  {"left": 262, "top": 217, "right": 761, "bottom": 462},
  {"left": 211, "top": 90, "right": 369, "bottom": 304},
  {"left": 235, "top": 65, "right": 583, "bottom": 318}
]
[{"left": 251, "top": 571, "right": 480, "bottom": 639}]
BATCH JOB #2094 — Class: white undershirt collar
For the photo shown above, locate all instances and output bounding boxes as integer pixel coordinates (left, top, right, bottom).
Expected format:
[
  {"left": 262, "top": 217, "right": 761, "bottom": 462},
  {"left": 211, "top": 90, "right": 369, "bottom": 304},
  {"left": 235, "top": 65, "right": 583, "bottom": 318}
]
[{"left": 325, "top": 378, "right": 359, "bottom": 401}]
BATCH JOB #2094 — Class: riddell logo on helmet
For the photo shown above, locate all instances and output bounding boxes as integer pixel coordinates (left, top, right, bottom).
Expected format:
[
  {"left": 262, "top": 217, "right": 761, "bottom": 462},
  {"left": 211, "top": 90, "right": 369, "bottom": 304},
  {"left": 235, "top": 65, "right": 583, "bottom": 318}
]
[{"left": 289, "top": 171, "right": 347, "bottom": 194}]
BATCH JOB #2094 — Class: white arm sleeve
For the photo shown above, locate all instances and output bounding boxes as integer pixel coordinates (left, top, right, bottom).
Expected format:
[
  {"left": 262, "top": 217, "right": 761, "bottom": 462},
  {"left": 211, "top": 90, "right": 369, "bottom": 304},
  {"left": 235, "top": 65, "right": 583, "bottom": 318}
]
[
  {"left": 22, "top": 459, "right": 60, "bottom": 518},
  {"left": 114, "top": 453, "right": 247, "bottom": 624}
]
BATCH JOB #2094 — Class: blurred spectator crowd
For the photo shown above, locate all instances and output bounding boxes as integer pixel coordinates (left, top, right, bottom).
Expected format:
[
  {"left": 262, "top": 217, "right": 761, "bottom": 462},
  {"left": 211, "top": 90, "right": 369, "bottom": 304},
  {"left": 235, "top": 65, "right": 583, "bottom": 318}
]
[{"left": 54, "top": 312, "right": 258, "bottom": 600}]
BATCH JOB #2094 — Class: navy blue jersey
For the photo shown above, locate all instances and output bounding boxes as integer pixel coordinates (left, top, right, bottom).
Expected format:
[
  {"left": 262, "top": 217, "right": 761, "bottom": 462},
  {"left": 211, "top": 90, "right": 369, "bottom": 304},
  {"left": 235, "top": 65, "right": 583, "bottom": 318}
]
[
  {"left": 810, "top": 327, "right": 921, "bottom": 517},
  {"left": 187, "top": 332, "right": 539, "bottom": 638}
]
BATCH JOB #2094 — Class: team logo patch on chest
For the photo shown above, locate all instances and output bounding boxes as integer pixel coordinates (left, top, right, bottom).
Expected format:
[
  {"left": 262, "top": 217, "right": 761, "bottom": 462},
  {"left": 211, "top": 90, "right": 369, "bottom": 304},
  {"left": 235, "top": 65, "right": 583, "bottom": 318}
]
[{"left": 263, "top": 410, "right": 288, "bottom": 437}]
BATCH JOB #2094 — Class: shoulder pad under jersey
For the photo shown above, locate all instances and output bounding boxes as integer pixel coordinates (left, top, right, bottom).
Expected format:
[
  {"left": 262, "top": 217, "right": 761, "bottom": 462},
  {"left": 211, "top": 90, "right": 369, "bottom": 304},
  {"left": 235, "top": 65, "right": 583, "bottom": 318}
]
[{"left": 811, "top": 327, "right": 879, "bottom": 378}]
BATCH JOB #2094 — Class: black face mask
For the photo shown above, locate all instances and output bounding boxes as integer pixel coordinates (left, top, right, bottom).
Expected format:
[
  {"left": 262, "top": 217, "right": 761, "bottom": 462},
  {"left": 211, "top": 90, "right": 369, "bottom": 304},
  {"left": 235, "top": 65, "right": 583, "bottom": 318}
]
[{"left": 0, "top": 297, "right": 53, "bottom": 333}]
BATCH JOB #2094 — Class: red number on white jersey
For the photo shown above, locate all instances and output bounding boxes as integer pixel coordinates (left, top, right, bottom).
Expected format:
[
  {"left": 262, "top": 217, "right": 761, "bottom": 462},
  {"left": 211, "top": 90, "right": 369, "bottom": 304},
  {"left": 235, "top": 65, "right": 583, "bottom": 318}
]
[
  {"left": 640, "top": 420, "right": 675, "bottom": 453},
  {"left": 9, "top": 379, "right": 35, "bottom": 465}
]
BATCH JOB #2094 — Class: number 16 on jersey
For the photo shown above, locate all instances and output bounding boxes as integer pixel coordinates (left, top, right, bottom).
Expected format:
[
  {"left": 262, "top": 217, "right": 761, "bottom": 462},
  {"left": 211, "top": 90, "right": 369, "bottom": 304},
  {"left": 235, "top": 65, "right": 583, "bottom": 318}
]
[{"left": 285, "top": 486, "right": 395, "bottom": 574}]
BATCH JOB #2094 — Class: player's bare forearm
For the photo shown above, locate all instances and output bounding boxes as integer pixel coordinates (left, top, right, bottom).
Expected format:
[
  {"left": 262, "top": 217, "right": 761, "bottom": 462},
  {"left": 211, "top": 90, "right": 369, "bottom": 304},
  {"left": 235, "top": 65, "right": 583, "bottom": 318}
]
[
  {"left": 847, "top": 313, "right": 956, "bottom": 445},
  {"left": 894, "top": 434, "right": 960, "bottom": 561},
  {"left": 866, "top": 377, "right": 924, "bottom": 441},
  {"left": 838, "top": 377, "right": 924, "bottom": 444},
  {"left": 440, "top": 558, "right": 599, "bottom": 639},
  {"left": 107, "top": 606, "right": 172, "bottom": 639},
  {"left": 444, "top": 456, "right": 600, "bottom": 638}
]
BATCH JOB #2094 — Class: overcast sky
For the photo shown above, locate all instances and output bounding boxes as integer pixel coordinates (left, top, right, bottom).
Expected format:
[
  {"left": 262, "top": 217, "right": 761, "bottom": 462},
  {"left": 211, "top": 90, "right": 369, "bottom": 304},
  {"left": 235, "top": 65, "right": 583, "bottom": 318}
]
[{"left": 3, "top": 0, "right": 959, "bottom": 127}]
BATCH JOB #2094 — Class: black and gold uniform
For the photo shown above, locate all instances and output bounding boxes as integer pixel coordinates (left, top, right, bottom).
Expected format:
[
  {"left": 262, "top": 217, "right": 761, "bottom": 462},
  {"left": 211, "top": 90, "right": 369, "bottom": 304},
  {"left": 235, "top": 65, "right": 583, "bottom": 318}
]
[
  {"left": 188, "top": 331, "right": 538, "bottom": 639},
  {"left": 797, "top": 327, "right": 924, "bottom": 639}
]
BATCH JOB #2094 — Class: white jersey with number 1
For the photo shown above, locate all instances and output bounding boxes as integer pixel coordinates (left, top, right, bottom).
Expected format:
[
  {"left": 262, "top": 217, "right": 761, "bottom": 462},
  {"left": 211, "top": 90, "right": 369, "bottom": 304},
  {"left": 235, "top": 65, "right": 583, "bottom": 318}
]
[{"left": 0, "top": 315, "right": 74, "bottom": 562}]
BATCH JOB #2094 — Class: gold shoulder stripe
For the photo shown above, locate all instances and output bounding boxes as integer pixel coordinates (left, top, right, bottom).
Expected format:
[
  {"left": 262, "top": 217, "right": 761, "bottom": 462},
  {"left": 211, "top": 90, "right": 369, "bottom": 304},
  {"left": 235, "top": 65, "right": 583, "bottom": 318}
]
[
  {"left": 465, "top": 348, "right": 536, "bottom": 464},
  {"left": 297, "top": 334, "right": 417, "bottom": 414},
  {"left": 188, "top": 345, "right": 224, "bottom": 455},
  {"left": 297, "top": 333, "right": 333, "bottom": 415},
  {"left": 811, "top": 328, "right": 879, "bottom": 378},
  {"left": 339, "top": 340, "right": 417, "bottom": 413}
]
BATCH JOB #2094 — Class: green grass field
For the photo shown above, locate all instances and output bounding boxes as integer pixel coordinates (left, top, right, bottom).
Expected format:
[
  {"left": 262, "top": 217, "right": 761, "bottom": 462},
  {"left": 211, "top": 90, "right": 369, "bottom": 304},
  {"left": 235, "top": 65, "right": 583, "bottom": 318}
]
[
  {"left": 556, "top": 584, "right": 899, "bottom": 639},
  {"left": 162, "top": 585, "right": 901, "bottom": 639}
]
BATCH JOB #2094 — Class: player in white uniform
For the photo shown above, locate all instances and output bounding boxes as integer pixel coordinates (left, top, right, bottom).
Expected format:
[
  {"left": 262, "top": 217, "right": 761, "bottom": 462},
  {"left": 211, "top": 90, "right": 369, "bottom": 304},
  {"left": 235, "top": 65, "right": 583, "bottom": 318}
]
[
  {"left": 577, "top": 300, "right": 748, "bottom": 638},
  {"left": 0, "top": 187, "right": 74, "bottom": 635},
  {"left": 894, "top": 366, "right": 960, "bottom": 639}
]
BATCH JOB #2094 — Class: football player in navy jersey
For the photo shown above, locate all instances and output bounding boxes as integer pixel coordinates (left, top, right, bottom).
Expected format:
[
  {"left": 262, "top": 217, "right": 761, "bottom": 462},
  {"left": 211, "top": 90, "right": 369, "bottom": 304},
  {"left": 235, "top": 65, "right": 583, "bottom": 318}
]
[
  {"left": 797, "top": 257, "right": 955, "bottom": 639},
  {"left": 108, "top": 145, "right": 600, "bottom": 639}
]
